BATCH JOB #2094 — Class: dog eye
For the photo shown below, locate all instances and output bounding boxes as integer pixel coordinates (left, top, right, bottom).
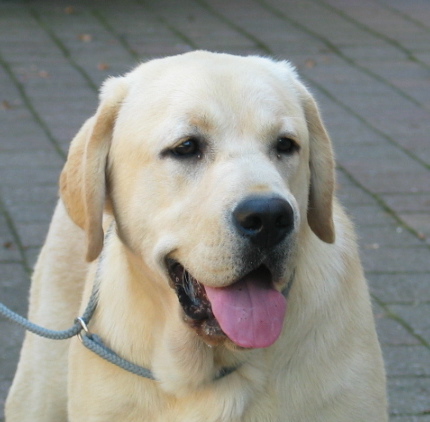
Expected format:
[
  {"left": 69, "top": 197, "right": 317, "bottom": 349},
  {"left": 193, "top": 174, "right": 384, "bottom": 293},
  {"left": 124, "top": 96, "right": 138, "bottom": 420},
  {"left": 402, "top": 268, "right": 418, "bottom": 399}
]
[
  {"left": 171, "top": 138, "right": 202, "bottom": 158},
  {"left": 276, "top": 137, "right": 298, "bottom": 155}
]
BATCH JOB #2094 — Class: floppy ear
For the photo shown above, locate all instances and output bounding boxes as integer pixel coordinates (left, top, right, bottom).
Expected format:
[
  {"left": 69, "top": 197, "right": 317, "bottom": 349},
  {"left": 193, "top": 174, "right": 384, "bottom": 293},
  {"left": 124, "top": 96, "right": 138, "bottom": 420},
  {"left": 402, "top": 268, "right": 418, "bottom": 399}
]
[
  {"left": 296, "top": 82, "right": 336, "bottom": 244},
  {"left": 60, "top": 76, "right": 128, "bottom": 261}
]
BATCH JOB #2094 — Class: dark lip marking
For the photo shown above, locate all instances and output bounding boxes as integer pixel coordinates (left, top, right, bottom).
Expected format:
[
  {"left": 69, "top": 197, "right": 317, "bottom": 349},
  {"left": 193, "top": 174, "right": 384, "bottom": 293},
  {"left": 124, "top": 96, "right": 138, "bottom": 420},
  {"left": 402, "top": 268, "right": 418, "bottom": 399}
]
[{"left": 166, "top": 259, "right": 226, "bottom": 344}]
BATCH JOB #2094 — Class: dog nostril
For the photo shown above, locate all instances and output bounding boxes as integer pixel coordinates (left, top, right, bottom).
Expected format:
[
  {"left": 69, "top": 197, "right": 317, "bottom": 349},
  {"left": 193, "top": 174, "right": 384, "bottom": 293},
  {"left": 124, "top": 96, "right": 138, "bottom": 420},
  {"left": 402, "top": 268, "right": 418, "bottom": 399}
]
[
  {"left": 276, "top": 214, "right": 290, "bottom": 229},
  {"left": 240, "top": 215, "right": 263, "bottom": 232},
  {"left": 233, "top": 196, "right": 294, "bottom": 249}
]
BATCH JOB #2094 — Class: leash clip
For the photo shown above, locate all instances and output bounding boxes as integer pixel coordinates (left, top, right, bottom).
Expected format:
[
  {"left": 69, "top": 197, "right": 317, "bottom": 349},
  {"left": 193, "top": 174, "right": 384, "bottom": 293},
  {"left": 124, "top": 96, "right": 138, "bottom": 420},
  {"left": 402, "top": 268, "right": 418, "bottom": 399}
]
[{"left": 76, "top": 317, "right": 91, "bottom": 343}]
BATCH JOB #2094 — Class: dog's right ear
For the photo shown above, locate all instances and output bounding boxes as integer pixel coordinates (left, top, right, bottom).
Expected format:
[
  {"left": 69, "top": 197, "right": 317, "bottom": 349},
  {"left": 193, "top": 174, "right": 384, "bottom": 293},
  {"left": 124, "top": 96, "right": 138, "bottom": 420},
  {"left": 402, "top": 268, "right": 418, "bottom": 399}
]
[
  {"left": 60, "top": 76, "right": 128, "bottom": 262},
  {"left": 293, "top": 78, "right": 336, "bottom": 244}
]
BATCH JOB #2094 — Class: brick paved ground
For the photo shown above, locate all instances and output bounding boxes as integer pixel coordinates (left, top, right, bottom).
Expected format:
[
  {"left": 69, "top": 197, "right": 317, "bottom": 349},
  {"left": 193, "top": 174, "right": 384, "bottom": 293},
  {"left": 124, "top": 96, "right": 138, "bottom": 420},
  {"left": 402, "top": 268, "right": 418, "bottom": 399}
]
[{"left": 1, "top": 0, "right": 429, "bottom": 420}]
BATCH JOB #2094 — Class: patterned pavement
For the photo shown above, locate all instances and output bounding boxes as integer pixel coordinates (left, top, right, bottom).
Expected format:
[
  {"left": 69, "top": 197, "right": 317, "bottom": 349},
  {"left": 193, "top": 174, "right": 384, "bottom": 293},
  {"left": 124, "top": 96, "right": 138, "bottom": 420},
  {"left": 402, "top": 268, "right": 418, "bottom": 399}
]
[{"left": 1, "top": 1, "right": 429, "bottom": 420}]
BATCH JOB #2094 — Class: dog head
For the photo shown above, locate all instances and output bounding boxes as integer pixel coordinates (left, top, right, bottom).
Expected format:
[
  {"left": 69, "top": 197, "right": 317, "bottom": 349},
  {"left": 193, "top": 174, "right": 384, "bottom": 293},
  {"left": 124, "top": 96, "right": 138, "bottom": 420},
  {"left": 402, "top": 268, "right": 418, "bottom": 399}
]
[{"left": 60, "top": 51, "right": 335, "bottom": 349}]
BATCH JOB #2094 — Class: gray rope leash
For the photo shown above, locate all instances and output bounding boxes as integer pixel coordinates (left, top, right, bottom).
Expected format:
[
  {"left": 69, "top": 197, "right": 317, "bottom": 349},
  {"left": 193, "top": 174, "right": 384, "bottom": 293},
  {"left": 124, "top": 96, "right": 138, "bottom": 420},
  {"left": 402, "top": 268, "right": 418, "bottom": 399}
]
[
  {"left": 0, "top": 222, "right": 157, "bottom": 380},
  {"left": 0, "top": 296, "right": 234, "bottom": 381},
  {"left": 0, "top": 293, "right": 97, "bottom": 340},
  {"left": 0, "top": 288, "right": 157, "bottom": 380},
  {"left": 78, "top": 324, "right": 155, "bottom": 380}
]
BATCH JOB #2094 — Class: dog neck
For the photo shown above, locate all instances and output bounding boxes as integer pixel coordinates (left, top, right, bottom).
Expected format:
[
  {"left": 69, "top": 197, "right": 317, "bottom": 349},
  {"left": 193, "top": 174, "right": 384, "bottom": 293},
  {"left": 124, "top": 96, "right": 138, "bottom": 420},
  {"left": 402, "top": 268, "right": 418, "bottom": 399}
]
[{"left": 89, "top": 228, "right": 247, "bottom": 393}]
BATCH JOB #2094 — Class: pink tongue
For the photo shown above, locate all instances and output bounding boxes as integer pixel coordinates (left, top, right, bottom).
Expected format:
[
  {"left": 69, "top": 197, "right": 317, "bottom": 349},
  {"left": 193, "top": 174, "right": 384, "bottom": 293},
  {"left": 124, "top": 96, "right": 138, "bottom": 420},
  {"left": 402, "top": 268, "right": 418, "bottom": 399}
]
[{"left": 204, "top": 268, "right": 287, "bottom": 348}]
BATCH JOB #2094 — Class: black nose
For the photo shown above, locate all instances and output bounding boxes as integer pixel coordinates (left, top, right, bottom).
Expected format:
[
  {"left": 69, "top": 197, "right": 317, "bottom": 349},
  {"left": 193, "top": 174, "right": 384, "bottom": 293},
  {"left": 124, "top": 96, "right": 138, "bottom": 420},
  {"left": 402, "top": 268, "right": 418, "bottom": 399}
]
[{"left": 233, "top": 196, "right": 294, "bottom": 249}]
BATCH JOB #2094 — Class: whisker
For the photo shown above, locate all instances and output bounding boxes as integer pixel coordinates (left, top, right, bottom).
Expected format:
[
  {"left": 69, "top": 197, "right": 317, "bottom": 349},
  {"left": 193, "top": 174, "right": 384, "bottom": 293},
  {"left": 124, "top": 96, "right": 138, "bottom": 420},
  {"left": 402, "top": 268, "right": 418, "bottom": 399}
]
[{"left": 182, "top": 271, "right": 196, "bottom": 301}]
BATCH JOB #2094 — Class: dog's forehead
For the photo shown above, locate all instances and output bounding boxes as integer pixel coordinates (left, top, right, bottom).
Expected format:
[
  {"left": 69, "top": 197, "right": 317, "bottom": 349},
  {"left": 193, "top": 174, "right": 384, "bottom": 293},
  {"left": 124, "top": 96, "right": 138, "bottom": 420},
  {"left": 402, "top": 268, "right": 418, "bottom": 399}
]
[
  {"left": 132, "top": 51, "right": 297, "bottom": 83},
  {"left": 116, "top": 52, "right": 308, "bottom": 150},
  {"left": 128, "top": 52, "right": 301, "bottom": 113}
]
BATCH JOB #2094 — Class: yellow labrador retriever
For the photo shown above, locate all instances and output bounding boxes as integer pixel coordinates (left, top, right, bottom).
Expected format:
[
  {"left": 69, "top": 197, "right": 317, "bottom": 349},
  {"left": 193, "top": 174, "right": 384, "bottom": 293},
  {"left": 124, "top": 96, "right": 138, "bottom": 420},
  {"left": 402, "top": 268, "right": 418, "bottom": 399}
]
[{"left": 6, "top": 51, "right": 388, "bottom": 421}]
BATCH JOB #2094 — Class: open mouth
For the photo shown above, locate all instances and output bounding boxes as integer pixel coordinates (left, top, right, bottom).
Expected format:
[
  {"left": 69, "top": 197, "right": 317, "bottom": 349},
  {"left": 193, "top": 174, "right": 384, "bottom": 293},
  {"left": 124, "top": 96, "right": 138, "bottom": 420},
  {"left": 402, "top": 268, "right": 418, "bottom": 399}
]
[
  {"left": 167, "top": 260, "right": 287, "bottom": 349},
  {"left": 167, "top": 259, "right": 226, "bottom": 345},
  {"left": 167, "top": 260, "right": 215, "bottom": 321}
]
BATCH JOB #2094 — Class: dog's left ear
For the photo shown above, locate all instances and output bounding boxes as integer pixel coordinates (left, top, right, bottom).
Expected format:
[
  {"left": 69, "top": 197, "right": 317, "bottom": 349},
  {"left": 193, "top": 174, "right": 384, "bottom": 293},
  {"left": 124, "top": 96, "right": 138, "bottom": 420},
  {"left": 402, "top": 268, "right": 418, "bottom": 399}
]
[
  {"left": 296, "top": 81, "right": 335, "bottom": 244},
  {"left": 60, "top": 76, "right": 128, "bottom": 261}
]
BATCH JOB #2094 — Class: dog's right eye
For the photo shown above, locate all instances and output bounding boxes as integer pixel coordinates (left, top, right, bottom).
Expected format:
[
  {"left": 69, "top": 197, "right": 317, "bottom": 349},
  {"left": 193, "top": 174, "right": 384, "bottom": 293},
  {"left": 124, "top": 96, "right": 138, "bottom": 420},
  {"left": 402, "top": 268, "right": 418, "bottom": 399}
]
[{"left": 171, "top": 138, "right": 202, "bottom": 159}]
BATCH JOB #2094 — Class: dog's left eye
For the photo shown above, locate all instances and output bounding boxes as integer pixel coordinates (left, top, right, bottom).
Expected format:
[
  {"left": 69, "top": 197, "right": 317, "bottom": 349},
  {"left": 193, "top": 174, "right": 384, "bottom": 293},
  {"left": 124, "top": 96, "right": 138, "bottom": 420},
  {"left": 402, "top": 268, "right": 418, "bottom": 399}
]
[
  {"left": 171, "top": 138, "right": 202, "bottom": 158},
  {"left": 276, "top": 137, "right": 298, "bottom": 155}
]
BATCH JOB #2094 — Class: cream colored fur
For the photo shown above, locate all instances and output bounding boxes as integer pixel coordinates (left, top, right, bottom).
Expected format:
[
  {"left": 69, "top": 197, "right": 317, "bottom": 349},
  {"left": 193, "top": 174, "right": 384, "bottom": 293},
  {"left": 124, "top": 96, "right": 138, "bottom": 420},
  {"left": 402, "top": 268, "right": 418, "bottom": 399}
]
[{"left": 6, "top": 51, "right": 387, "bottom": 421}]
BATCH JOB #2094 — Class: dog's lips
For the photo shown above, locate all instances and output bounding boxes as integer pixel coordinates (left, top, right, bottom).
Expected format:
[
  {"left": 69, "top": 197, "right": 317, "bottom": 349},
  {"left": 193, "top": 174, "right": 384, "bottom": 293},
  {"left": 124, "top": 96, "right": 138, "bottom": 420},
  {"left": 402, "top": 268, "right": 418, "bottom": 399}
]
[
  {"left": 167, "top": 260, "right": 287, "bottom": 349},
  {"left": 167, "top": 260, "right": 226, "bottom": 345},
  {"left": 167, "top": 260, "right": 214, "bottom": 321}
]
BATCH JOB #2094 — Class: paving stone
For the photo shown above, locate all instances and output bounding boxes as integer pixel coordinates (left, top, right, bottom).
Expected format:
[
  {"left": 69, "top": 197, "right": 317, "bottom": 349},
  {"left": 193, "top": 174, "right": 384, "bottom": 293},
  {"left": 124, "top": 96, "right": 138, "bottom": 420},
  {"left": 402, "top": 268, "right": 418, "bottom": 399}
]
[
  {"left": 375, "top": 313, "right": 421, "bottom": 346},
  {"left": 390, "top": 303, "right": 430, "bottom": 345},
  {"left": 388, "top": 377, "right": 430, "bottom": 416},
  {"left": 383, "top": 193, "right": 430, "bottom": 214},
  {"left": 0, "top": 262, "right": 30, "bottom": 315},
  {"left": 362, "top": 245, "right": 430, "bottom": 273},
  {"left": 356, "top": 170, "right": 430, "bottom": 194},
  {"left": 389, "top": 417, "right": 430, "bottom": 422},
  {"left": 0, "top": 322, "right": 25, "bottom": 380},
  {"left": 383, "top": 346, "right": 430, "bottom": 376},
  {"left": 24, "top": 246, "right": 43, "bottom": 271},
  {"left": 399, "top": 214, "right": 430, "bottom": 241},
  {"left": 336, "top": 183, "right": 375, "bottom": 206},
  {"left": 0, "top": 212, "right": 21, "bottom": 262},
  {"left": 339, "top": 44, "right": 408, "bottom": 62},
  {"left": 348, "top": 203, "right": 397, "bottom": 226},
  {"left": 359, "top": 224, "right": 424, "bottom": 247},
  {"left": 15, "top": 222, "right": 50, "bottom": 249},
  {"left": 369, "top": 272, "right": 430, "bottom": 304},
  {"left": 0, "top": 184, "right": 59, "bottom": 205},
  {"left": 1, "top": 202, "right": 57, "bottom": 225}
]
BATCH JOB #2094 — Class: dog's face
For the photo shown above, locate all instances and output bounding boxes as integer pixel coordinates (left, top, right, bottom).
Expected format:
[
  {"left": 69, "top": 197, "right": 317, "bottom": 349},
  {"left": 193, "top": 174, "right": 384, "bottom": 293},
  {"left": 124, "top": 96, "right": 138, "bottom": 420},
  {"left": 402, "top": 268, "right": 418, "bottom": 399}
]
[{"left": 60, "top": 52, "right": 335, "bottom": 349}]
